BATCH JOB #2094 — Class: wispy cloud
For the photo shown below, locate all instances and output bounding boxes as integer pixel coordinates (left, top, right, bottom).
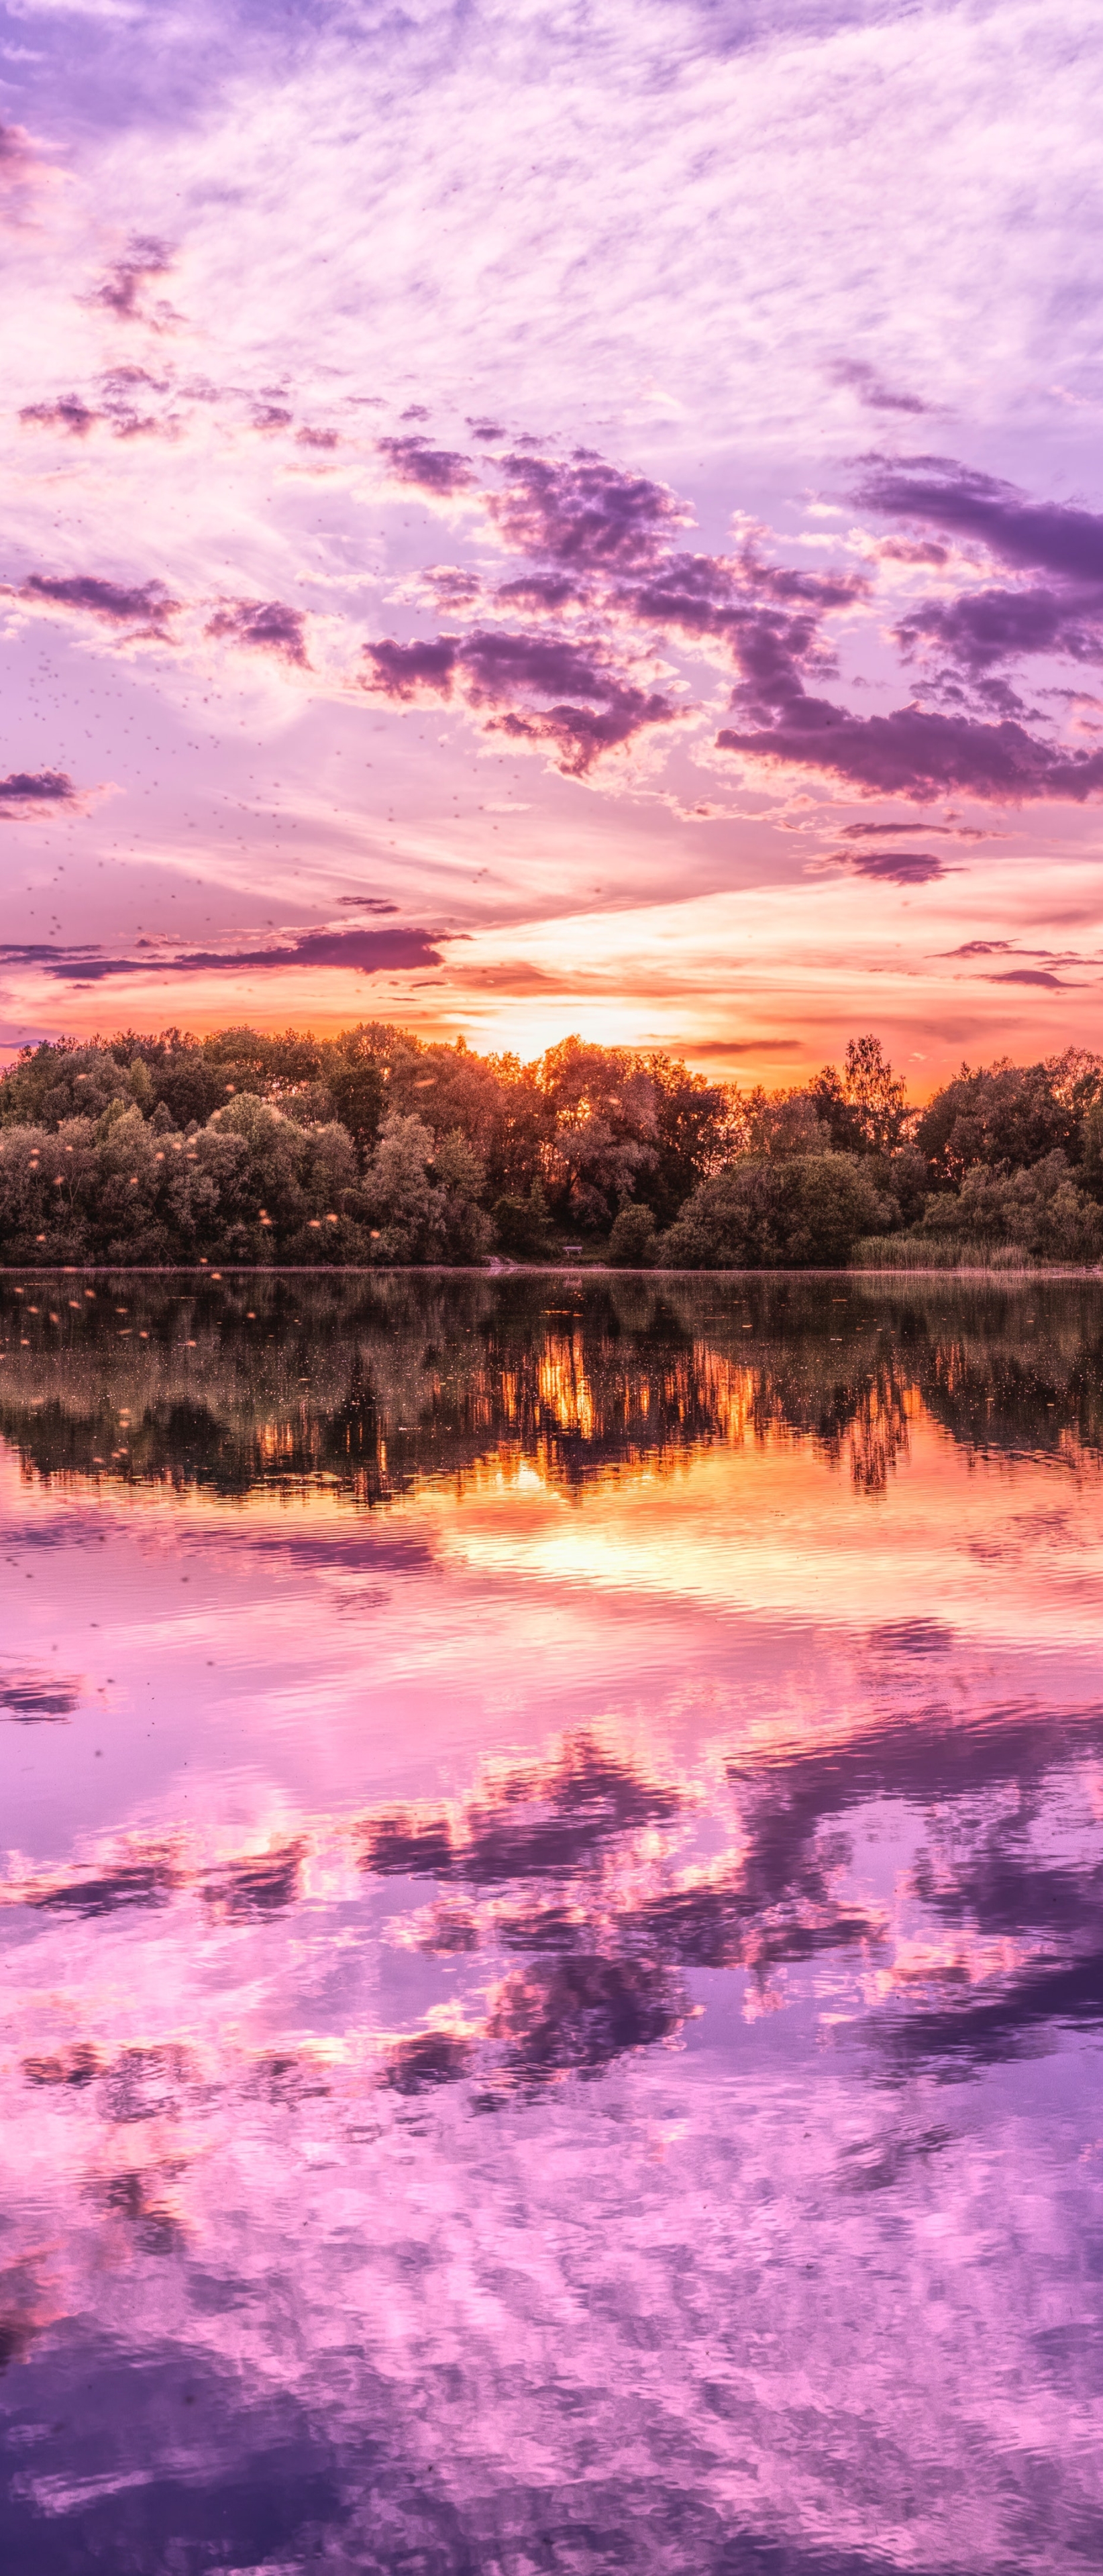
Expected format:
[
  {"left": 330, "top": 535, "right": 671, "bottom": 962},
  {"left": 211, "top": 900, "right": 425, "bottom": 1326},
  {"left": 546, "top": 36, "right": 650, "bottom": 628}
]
[{"left": 830, "top": 358, "right": 939, "bottom": 416}]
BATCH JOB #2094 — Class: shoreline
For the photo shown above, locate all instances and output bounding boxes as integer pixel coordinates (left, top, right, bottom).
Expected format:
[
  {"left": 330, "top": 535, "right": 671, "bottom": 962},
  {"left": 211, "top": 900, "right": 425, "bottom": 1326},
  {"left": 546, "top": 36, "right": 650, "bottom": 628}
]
[{"left": 1, "top": 1261, "right": 1102, "bottom": 1283}]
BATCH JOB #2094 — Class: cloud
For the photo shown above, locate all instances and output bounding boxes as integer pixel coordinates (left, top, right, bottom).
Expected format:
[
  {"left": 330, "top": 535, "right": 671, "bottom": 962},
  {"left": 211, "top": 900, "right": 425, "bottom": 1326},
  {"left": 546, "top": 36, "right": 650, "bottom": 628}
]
[
  {"left": 717, "top": 690, "right": 1103, "bottom": 804},
  {"left": 988, "top": 967, "right": 1075, "bottom": 988},
  {"left": 19, "top": 396, "right": 100, "bottom": 438},
  {"left": 839, "top": 820, "right": 995, "bottom": 840},
  {"left": 820, "top": 847, "right": 949, "bottom": 885},
  {"left": 87, "top": 235, "right": 174, "bottom": 322},
  {"left": 876, "top": 537, "right": 950, "bottom": 566},
  {"left": 361, "top": 637, "right": 460, "bottom": 699},
  {"left": 424, "top": 567, "right": 484, "bottom": 609},
  {"left": 377, "top": 434, "right": 478, "bottom": 496},
  {"left": 0, "top": 770, "right": 78, "bottom": 816},
  {"left": 19, "top": 574, "right": 181, "bottom": 629},
  {"left": 855, "top": 454, "right": 1103, "bottom": 586},
  {"left": 0, "top": 926, "right": 443, "bottom": 982},
  {"left": 361, "top": 627, "right": 678, "bottom": 773},
  {"left": 943, "top": 940, "right": 1014, "bottom": 956},
  {"left": 495, "top": 574, "right": 580, "bottom": 613},
  {"left": 897, "top": 585, "right": 1103, "bottom": 675},
  {"left": 830, "top": 359, "right": 938, "bottom": 415},
  {"left": 690, "top": 1038, "right": 804, "bottom": 1058},
  {"left": 489, "top": 450, "right": 690, "bottom": 570},
  {"left": 17, "top": 375, "right": 182, "bottom": 443},
  {"left": 205, "top": 598, "right": 309, "bottom": 666}
]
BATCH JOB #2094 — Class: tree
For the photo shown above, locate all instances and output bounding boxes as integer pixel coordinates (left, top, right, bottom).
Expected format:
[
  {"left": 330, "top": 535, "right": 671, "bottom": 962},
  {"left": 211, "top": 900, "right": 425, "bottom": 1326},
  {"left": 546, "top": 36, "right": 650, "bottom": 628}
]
[
  {"left": 538, "top": 1036, "right": 658, "bottom": 1224},
  {"left": 912, "top": 1151, "right": 1102, "bottom": 1263},
  {"left": 320, "top": 1027, "right": 386, "bottom": 1164},
  {"left": 662, "top": 1155, "right": 892, "bottom": 1269},
  {"left": 637, "top": 1055, "right": 735, "bottom": 1223},
  {"left": 915, "top": 1055, "right": 1102, "bottom": 1183},
  {"left": 810, "top": 1036, "right": 908, "bottom": 1155},
  {"left": 608, "top": 1203, "right": 659, "bottom": 1266},
  {"left": 490, "top": 1183, "right": 556, "bottom": 1258}
]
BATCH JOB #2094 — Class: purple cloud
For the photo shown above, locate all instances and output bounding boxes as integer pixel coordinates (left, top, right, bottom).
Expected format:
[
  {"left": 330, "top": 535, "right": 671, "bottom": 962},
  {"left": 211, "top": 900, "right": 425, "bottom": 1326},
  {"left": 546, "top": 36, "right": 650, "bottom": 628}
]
[
  {"left": 855, "top": 455, "right": 1103, "bottom": 586},
  {"left": 0, "top": 769, "right": 77, "bottom": 814},
  {"left": 495, "top": 574, "right": 580, "bottom": 613},
  {"left": 425, "top": 568, "right": 484, "bottom": 609},
  {"left": 360, "top": 637, "right": 460, "bottom": 699},
  {"left": 19, "top": 396, "right": 99, "bottom": 438},
  {"left": 378, "top": 435, "right": 477, "bottom": 496},
  {"left": 205, "top": 599, "right": 309, "bottom": 667},
  {"left": 0, "top": 926, "right": 442, "bottom": 982},
  {"left": 988, "top": 967, "right": 1074, "bottom": 988},
  {"left": 717, "top": 676, "right": 1103, "bottom": 803},
  {"left": 492, "top": 689, "right": 676, "bottom": 773},
  {"left": 897, "top": 584, "right": 1103, "bottom": 677},
  {"left": 840, "top": 820, "right": 988, "bottom": 839},
  {"left": 876, "top": 538, "right": 950, "bottom": 567},
  {"left": 360, "top": 627, "right": 676, "bottom": 772},
  {"left": 20, "top": 574, "right": 180, "bottom": 627},
  {"left": 460, "top": 630, "right": 638, "bottom": 705},
  {"left": 490, "top": 451, "right": 690, "bottom": 570},
  {"left": 88, "top": 235, "right": 174, "bottom": 321},
  {"left": 822, "top": 847, "right": 948, "bottom": 884}
]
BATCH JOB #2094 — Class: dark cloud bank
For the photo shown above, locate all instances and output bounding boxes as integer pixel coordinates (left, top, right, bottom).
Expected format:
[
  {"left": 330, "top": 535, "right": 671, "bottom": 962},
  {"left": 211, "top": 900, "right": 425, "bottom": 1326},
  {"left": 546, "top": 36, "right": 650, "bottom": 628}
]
[{"left": 359, "top": 441, "right": 1103, "bottom": 802}]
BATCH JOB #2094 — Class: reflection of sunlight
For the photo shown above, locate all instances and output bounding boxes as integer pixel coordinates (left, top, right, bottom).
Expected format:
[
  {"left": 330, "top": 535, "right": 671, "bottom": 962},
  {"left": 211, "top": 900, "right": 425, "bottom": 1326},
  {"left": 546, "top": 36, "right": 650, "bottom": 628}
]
[{"left": 419, "top": 1418, "right": 1103, "bottom": 1655}]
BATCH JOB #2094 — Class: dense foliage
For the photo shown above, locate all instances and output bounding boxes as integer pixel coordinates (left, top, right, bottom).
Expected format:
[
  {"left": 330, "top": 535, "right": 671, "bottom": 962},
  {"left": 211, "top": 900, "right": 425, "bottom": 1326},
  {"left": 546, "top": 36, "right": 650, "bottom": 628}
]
[{"left": 0, "top": 1023, "right": 1100, "bottom": 1269}]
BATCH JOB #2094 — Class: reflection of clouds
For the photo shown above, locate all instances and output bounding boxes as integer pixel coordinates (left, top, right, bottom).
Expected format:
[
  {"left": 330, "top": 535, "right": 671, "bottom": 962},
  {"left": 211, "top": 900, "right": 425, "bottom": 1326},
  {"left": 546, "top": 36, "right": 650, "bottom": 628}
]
[
  {"left": 1, "top": 1283, "right": 1103, "bottom": 2561},
  {"left": 0, "top": 1698, "right": 1100, "bottom": 2565},
  {"left": 0, "top": 1662, "right": 83, "bottom": 1720}
]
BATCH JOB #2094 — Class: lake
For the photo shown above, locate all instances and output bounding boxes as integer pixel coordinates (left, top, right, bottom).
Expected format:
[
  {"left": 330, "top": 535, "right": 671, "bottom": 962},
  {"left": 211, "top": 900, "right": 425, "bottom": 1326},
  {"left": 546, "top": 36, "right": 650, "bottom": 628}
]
[{"left": 1, "top": 1270, "right": 1102, "bottom": 2574}]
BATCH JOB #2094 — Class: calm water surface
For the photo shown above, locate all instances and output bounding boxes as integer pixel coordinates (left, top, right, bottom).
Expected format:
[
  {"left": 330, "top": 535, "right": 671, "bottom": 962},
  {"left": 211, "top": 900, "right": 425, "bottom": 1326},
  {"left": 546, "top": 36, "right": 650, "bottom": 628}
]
[{"left": 1, "top": 1271, "right": 1102, "bottom": 2574}]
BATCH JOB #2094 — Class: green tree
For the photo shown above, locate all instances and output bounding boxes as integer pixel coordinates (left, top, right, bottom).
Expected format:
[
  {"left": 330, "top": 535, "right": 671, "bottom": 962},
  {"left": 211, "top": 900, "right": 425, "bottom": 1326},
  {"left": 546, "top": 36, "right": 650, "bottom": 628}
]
[
  {"left": 662, "top": 1155, "right": 892, "bottom": 1269},
  {"left": 608, "top": 1203, "right": 660, "bottom": 1266}
]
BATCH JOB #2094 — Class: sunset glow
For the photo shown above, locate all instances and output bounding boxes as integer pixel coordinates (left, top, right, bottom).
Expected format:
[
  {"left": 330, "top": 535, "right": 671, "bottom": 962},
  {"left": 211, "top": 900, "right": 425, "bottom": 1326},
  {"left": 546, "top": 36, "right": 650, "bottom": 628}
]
[{"left": 2, "top": 0, "right": 1102, "bottom": 1083}]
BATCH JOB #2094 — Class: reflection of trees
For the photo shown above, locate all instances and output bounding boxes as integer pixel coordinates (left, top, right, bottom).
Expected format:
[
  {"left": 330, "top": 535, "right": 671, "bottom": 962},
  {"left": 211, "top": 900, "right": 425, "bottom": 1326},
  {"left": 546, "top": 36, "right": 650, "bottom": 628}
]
[{"left": 1, "top": 1272, "right": 1101, "bottom": 1501}]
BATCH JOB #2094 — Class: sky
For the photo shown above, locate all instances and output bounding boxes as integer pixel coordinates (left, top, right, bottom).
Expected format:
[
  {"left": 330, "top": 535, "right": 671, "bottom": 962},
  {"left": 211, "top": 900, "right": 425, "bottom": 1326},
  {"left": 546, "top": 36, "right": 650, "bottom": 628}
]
[{"left": 1, "top": 0, "right": 1103, "bottom": 1091}]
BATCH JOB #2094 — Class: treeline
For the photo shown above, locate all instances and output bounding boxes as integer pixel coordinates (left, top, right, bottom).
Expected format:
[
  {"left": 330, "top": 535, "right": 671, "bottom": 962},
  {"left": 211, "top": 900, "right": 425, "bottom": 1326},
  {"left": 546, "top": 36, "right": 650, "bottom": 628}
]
[{"left": 0, "top": 1022, "right": 1101, "bottom": 1269}]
